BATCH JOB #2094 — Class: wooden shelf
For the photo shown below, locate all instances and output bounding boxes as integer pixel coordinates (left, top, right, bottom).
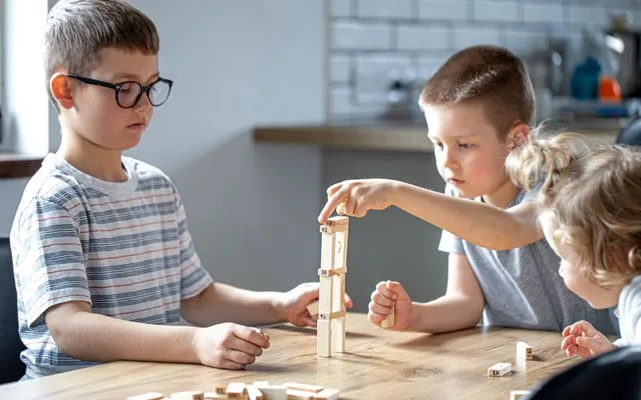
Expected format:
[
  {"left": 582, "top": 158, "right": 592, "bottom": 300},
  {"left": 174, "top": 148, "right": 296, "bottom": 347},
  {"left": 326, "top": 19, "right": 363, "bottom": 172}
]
[
  {"left": 253, "top": 123, "right": 619, "bottom": 153},
  {"left": 0, "top": 153, "right": 43, "bottom": 179}
]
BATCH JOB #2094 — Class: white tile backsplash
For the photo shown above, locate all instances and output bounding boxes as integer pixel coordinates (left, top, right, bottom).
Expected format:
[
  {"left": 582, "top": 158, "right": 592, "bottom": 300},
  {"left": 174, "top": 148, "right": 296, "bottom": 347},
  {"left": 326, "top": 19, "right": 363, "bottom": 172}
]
[
  {"left": 331, "top": 0, "right": 352, "bottom": 18},
  {"left": 568, "top": 5, "right": 609, "bottom": 28},
  {"left": 473, "top": 1, "right": 519, "bottom": 23},
  {"left": 329, "top": 0, "right": 641, "bottom": 121},
  {"left": 357, "top": 0, "right": 414, "bottom": 19},
  {"left": 397, "top": 24, "right": 450, "bottom": 50},
  {"left": 331, "top": 55, "right": 352, "bottom": 84},
  {"left": 332, "top": 21, "right": 392, "bottom": 50},
  {"left": 454, "top": 25, "right": 502, "bottom": 50},
  {"left": 523, "top": 3, "right": 565, "bottom": 24},
  {"left": 418, "top": 0, "right": 468, "bottom": 21}
]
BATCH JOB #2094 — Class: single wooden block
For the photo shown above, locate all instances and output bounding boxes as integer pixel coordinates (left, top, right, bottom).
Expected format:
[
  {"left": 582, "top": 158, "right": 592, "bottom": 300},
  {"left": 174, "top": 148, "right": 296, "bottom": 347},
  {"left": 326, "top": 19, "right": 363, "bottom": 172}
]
[
  {"left": 319, "top": 224, "right": 347, "bottom": 234},
  {"left": 283, "top": 382, "right": 324, "bottom": 393},
  {"left": 326, "top": 216, "right": 349, "bottom": 226},
  {"left": 516, "top": 341, "right": 533, "bottom": 361},
  {"left": 331, "top": 316, "right": 345, "bottom": 353},
  {"left": 317, "top": 267, "right": 346, "bottom": 277},
  {"left": 170, "top": 391, "right": 204, "bottom": 400},
  {"left": 318, "top": 310, "right": 346, "bottom": 320},
  {"left": 226, "top": 382, "right": 247, "bottom": 398},
  {"left": 317, "top": 319, "right": 331, "bottom": 357},
  {"left": 246, "top": 385, "right": 264, "bottom": 400},
  {"left": 312, "top": 388, "right": 340, "bottom": 400},
  {"left": 380, "top": 304, "right": 395, "bottom": 329},
  {"left": 286, "top": 389, "right": 315, "bottom": 400},
  {"left": 212, "top": 384, "right": 227, "bottom": 395},
  {"left": 306, "top": 300, "right": 319, "bottom": 316},
  {"left": 127, "top": 393, "right": 165, "bottom": 400},
  {"left": 487, "top": 362, "right": 512, "bottom": 377},
  {"left": 510, "top": 390, "right": 531, "bottom": 400},
  {"left": 258, "top": 385, "right": 287, "bottom": 400},
  {"left": 203, "top": 393, "right": 226, "bottom": 399}
]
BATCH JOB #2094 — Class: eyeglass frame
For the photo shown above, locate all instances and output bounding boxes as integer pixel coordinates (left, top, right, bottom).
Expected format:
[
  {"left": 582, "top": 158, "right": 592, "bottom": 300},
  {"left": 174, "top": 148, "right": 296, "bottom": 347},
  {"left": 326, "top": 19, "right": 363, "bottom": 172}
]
[{"left": 65, "top": 74, "right": 174, "bottom": 109}]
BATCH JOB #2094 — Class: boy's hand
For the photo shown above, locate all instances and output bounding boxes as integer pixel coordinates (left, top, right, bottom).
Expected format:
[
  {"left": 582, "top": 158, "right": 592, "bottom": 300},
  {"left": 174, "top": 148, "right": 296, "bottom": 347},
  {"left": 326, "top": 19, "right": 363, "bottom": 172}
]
[
  {"left": 368, "top": 280, "right": 412, "bottom": 331},
  {"left": 561, "top": 320, "right": 615, "bottom": 359},
  {"left": 193, "top": 323, "right": 270, "bottom": 370},
  {"left": 318, "top": 179, "right": 398, "bottom": 223},
  {"left": 279, "top": 282, "right": 352, "bottom": 327}
]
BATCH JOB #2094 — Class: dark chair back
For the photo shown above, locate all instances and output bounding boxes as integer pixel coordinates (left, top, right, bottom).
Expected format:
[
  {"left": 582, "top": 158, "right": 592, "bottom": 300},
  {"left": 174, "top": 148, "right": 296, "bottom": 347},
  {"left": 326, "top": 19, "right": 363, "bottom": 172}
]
[{"left": 0, "top": 237, "right": 26, "bottom": 383}]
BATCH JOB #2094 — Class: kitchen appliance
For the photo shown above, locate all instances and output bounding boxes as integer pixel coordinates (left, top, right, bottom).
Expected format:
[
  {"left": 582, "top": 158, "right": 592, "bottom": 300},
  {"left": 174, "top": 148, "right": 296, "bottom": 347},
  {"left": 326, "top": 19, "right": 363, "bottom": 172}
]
[{"left": 605, "top": 29, "right": 641, "bottom": 98}]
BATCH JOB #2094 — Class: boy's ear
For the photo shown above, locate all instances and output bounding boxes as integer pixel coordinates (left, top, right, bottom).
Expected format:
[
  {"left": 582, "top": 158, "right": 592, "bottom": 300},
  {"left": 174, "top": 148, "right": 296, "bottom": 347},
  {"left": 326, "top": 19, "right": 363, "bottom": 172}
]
[
  {"left": 50, "top": 73, "right": 74, "bottom": 110},
  {"left": 506, "top": 122, "right": 529, "bottom": 150}
]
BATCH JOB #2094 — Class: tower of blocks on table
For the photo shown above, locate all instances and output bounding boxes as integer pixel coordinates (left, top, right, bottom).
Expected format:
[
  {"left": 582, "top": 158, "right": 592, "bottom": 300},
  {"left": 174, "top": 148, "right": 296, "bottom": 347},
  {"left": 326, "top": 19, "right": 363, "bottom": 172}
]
[{"left": 317, "top": 216, "right": 349, "bottom": 357}]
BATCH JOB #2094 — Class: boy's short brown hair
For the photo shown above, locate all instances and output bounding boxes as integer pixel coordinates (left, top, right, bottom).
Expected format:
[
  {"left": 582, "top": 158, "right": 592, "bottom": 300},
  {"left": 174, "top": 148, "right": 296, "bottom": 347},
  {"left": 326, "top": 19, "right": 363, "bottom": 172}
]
[
  {"left": 45, "top": 0, "right": 159, "bottom": 100},
  {"left": 419, "top": 45, "right": 535, "bottom": 137}
]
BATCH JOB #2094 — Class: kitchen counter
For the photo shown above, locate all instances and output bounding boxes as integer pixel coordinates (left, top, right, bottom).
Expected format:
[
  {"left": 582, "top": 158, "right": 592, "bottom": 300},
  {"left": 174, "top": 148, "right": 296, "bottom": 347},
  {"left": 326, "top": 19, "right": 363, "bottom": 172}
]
[{"left": 253, "top": 121, "right": 621, "bottom": 152}]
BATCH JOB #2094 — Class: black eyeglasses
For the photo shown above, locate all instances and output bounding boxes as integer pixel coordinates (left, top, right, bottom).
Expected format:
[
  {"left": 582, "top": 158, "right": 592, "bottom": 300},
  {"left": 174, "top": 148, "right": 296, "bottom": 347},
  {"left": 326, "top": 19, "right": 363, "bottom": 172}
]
[{"left": 66, "top": 74, "right": 174, "bottom": 109}]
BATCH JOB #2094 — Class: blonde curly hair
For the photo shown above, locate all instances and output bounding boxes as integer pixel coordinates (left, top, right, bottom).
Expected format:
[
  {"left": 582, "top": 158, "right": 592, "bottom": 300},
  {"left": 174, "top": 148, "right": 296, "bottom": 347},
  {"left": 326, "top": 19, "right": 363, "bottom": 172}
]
[{"left": 506, "top": 132, "right": 641, "bottom": 288}]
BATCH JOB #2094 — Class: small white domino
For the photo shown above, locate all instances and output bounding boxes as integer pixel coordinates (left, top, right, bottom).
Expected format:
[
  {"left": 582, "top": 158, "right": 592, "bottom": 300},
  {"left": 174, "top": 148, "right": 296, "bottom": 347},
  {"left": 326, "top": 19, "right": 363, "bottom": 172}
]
[
  {"left": 487, "top": 362, "right": 512, "bottom": 377},
  {"left": 516, "top": 341, "right": 533, "bottom": 361}
]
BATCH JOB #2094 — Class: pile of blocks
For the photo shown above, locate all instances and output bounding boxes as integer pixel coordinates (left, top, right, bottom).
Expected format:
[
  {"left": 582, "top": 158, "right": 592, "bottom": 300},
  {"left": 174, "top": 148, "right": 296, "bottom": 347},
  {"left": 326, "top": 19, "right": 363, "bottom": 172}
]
[
  {"left": 126, "top": 381, "right": 340, "bottom": 400},
  {"left": 486, "top": 341, "right": 533, "bottom": 399}
]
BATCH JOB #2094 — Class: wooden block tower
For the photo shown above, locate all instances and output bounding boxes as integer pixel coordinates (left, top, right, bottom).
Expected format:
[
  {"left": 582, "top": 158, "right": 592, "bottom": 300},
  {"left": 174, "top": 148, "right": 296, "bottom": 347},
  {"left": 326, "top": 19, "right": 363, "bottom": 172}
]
[{"left": 317, "top": 216, "right": 349, "bottom": 357}]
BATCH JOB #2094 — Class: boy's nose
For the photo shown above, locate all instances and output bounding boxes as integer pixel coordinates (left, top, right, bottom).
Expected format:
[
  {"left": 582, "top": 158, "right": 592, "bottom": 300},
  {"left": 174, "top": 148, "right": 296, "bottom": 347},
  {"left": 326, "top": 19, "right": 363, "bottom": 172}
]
[{"left": 441, "top": 148, "right": 458, "bottom": 170}]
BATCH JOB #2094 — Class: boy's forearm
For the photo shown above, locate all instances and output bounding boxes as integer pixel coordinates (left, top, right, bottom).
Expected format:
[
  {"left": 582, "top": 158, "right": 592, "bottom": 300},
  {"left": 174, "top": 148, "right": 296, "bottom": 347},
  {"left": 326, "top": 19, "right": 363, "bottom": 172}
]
[
  {"left": 391, "top": 182, "right": 536, "bottom": 250},
  {"left": 182, "top": 283, "right": 284, "bottom": 327},
  {"left": 408, "top": 294, "right": 483, "bottom": 333},
  {"left": 54, "top": 311, "right": 199, "bottom": 364}
]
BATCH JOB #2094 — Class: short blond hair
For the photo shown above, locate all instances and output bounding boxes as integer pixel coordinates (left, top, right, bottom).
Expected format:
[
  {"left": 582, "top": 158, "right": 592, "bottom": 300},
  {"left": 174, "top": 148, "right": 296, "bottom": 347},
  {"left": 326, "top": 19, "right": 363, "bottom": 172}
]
[{"left": 507, "top": 133, "right": 641, "bottom": 287}]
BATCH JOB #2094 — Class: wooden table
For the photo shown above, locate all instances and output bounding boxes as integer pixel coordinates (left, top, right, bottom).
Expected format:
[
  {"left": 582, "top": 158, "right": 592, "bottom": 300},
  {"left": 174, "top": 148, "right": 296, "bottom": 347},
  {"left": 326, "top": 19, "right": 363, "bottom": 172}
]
[{"left": 0, "top": 313, "right": 579, "bottom": 400}]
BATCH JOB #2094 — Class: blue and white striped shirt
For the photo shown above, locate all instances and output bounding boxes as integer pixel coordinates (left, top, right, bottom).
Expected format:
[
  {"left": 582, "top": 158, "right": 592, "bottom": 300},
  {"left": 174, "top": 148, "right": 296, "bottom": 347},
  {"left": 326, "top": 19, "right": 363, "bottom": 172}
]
[{"left": 10, "top": 153, "right": 213, "bottom": 379}]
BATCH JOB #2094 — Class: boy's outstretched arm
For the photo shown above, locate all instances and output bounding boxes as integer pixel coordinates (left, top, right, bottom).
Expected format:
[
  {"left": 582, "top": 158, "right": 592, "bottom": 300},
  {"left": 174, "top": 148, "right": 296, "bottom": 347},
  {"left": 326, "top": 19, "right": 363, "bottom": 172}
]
[
  {"left": 318, "top": 179, "right": 541, "bottom": 250},
  {"left": 181, "top": 281, "right": 351, "bottom": 328},
  {"left": 46, "top": 301, "right": 269, "bottom": 369},
  {"left": 181, "top": 282, "right": 288, "bottom": 327}
]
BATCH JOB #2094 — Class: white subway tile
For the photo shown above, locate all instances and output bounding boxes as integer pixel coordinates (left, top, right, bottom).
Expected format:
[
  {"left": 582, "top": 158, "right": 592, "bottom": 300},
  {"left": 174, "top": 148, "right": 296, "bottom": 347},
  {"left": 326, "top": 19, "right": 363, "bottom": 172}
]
[
  {"left": 418, "top": 0, "right": 468, "bottom": 21},
  {"left": 474, "top": 0, "right": 519, "bottom": 22},
  {"left": 523, "top": 3, "right": 565, "bottom": 24},
  {"left": 453, "top": 26, "right": 502, "bottom": 50},
  {"left": 331, "top": 0, "right": 352, "bottom": 18},
  {"left": 331, "top": 55, "right": 351, "bottom": 83},
  {"left": 355, "top": 53, "right": 414, "bottom": 95},
  {"left": 569, "top": 5, "right": 609, "bottom": 27},
  {"left": 357, "top": 0, "right": 414, "bottom": 19},
  {"left": 330, "top": 86, "right": 388, "bottom": 117},
  {"left": 332, "top": 21, "right": 392, "bottom": 50},
  {"left": 504, "top": 29, "right": 548, "bottom": 54},
  {"left": 397, "top": 24, "right": 450, "bottom": 50}
]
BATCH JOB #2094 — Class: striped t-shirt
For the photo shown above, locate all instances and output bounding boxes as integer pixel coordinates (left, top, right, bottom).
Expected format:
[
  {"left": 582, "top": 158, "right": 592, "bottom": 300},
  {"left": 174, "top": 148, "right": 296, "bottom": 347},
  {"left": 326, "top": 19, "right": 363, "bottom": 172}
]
[{"left": 10, "top": 153, "right": 213, "bottom": 379}]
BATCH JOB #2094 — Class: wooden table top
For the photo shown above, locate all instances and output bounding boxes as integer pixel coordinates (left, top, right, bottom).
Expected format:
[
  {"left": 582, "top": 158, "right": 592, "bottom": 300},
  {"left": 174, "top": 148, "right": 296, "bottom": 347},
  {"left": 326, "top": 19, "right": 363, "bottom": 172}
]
[{"left": 0, "top": 313, "right": 579, "bottom": 400}]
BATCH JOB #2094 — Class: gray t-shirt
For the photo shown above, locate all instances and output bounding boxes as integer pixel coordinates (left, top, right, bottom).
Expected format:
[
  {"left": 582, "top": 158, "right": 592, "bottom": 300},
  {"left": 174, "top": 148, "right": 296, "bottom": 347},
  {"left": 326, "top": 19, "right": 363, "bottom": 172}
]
[{"left": 438, "top": 185, "right": 616, "bottom": 334}]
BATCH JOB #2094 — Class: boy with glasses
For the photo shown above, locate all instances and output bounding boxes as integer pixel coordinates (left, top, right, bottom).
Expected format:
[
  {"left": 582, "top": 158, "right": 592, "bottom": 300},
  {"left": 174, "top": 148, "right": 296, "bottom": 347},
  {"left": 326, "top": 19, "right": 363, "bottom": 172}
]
[{"left": 9, "top": 0, "right": 342, "bottom": 380}]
